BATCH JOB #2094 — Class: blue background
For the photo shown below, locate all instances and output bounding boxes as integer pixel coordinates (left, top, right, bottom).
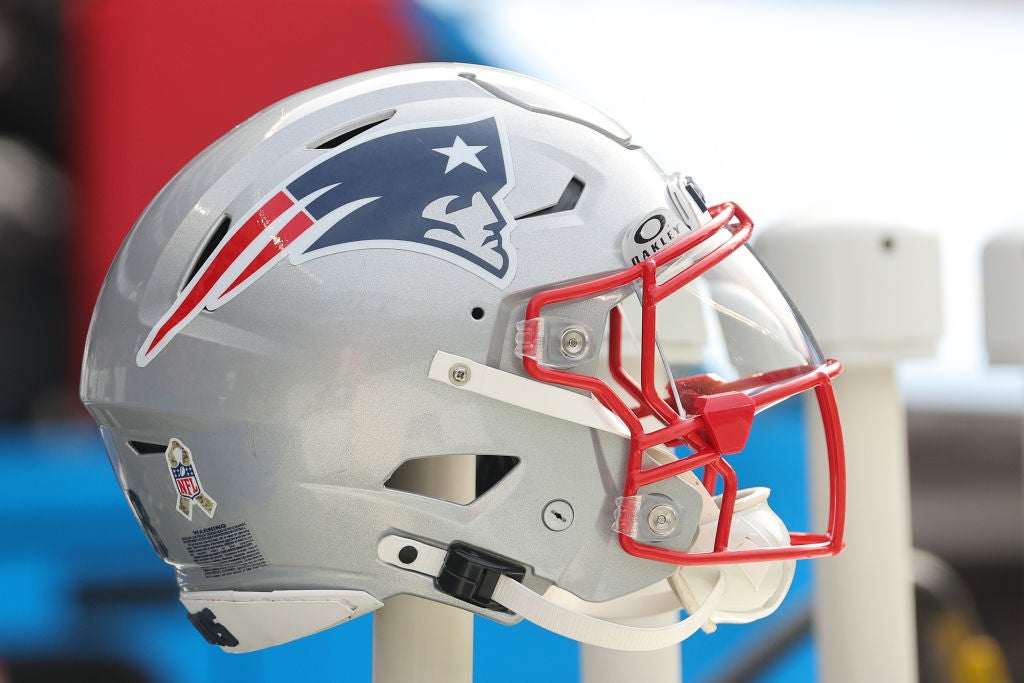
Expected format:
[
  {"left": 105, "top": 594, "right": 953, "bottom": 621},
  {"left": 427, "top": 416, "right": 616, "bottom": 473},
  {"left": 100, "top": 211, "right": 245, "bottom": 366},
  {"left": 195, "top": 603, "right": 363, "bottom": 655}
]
[{"left": 1, "top": 398, "right": 815, "bottom": 682}]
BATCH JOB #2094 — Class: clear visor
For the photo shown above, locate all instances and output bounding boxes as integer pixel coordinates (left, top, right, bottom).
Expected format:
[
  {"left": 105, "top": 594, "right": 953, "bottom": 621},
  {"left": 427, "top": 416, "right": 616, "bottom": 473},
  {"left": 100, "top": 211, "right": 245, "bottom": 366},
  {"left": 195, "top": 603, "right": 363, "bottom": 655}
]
[{"left": 610, "top": 243, "right": 824, "bottom": 419}]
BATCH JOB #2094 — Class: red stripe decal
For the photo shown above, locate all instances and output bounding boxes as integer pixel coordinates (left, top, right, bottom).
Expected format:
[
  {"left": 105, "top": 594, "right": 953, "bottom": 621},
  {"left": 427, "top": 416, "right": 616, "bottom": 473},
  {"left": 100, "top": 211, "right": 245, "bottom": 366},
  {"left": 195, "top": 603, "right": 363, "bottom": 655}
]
[
  {"left": 144, "top": 192, "right": 293, "bottom": 354},
  {"left": 220, "top": 209, "right": 314, "bottom": 296}
]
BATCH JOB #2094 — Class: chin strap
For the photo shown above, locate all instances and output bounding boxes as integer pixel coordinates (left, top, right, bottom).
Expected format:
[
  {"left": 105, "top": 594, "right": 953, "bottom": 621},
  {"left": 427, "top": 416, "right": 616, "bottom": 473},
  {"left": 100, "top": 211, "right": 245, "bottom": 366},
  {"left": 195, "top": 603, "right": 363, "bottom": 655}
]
[
  {"left": 421, "top": 350, "right": 793, "bottom": 647},
  {"left": 378, "top": 534, "right": 725, "bottom": 652},
  {"left": 492, "top": 568, "right": 725, "bottom": 650}
]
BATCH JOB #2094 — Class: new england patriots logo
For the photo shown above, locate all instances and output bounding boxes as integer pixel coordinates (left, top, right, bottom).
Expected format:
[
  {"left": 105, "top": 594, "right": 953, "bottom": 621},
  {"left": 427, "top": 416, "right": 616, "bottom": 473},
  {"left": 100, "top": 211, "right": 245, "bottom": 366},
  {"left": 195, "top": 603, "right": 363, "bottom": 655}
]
[{"left": 138, "top": 115, "right": 516, "bottom": 366}]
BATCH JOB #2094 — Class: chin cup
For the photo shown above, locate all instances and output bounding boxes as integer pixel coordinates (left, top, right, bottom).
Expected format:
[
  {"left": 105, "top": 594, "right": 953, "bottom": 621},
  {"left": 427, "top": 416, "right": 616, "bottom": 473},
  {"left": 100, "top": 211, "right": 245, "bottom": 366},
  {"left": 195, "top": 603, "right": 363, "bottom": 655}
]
[{"left": 676, "top": 486, "right": 796, "bottom": 624}]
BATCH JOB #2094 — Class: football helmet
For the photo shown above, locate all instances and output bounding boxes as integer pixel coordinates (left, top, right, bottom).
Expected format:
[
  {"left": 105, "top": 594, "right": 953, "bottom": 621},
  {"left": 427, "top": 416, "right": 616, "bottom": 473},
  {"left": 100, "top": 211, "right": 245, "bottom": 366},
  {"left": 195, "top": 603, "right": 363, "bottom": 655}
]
[{"left": 81, "top": 63, "right": 845, "bottom": 652}]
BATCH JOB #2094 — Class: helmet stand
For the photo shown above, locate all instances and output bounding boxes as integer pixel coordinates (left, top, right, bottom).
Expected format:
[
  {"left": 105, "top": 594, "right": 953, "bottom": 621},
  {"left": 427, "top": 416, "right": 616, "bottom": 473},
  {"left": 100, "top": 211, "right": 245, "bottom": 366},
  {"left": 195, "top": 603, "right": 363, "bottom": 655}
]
[
  {"left": 580, "top": 613, "right": 683, "bottom": 682},
  {"left": 372, "top": 455, "right": 476, "bottom": 683},
  {"left": 579, "top": 266, "right": 713, "bottom": 683},
  {"left": 758, "top": 219, "right": 941, "bottom": 683}
]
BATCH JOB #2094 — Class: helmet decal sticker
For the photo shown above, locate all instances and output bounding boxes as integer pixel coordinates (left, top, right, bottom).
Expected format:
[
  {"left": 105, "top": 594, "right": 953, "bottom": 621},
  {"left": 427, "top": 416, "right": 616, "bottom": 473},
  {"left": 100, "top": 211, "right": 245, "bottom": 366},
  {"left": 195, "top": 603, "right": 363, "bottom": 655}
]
[
  {"left": 181, "top": 522, "right": 267, "bottom": 579},
  {"left": 137, "top": 114, "right": 516, "bottom": 366},
  {"left": 285, "top": 116, "right": 516, "bottom": 276},
  {"left": 166, "top": 438, "right": 217, "bottom": 520},
  {"left": 621, "top": 209, "right": 686, "bottom": 266}
]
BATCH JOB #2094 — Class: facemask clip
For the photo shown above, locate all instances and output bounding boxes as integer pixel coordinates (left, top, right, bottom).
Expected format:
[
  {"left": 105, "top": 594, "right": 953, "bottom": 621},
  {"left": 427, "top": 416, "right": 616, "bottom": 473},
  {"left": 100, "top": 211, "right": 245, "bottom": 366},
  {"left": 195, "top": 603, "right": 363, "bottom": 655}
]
[{"left": 515, "top": 316, "right": 597, "bottom": 368}]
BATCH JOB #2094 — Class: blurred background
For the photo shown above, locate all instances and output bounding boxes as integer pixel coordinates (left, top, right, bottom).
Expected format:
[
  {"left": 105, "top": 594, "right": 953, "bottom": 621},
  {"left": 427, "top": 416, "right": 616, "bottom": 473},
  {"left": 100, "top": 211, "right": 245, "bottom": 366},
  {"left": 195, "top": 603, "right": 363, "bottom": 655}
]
[{"left": 0, "top": 0, "right": 1020, "bottom": 681}]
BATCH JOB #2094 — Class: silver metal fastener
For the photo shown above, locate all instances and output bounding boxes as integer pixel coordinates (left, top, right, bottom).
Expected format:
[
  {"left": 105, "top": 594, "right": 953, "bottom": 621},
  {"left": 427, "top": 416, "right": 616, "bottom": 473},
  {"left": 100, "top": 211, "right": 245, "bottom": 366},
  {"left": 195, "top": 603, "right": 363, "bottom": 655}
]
[
  {"left": 449, "top": 363, "right": 471, "bottom": 386},
  {"left": 647, "top": 504, "right": 677, "bottom": 536},
  {"left": 559, "top": 327, "right": 588, "bottom": 359},
  {"left": 542, "top": 499, "right": 574, "bottom": 531}
]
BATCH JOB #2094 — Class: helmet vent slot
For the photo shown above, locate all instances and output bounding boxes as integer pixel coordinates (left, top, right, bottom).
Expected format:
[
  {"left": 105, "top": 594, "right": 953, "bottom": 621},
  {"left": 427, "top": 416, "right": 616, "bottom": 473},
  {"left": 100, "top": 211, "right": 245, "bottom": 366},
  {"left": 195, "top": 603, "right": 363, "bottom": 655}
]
[
  {"left": 129, "top": 440, "right": 166, "bottom": 455},
  {"left": 385, "top": 454, "right": 519, "bottom": 505},
  {"left": 182, "top": 214, "right": 231, "bottom": 293},
  {"left": 309, "top": 110, "right": 395, "bottom": 150},
  {"left": 514, "top": 177, "right": 584, "bottom": 220}
]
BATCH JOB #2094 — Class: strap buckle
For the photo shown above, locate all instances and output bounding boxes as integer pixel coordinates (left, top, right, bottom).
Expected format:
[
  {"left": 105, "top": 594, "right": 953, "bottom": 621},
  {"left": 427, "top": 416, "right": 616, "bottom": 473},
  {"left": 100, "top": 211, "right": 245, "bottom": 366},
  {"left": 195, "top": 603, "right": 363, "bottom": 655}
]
[{"left": 436, "top": 542, "right": 526, "bottom": 612}]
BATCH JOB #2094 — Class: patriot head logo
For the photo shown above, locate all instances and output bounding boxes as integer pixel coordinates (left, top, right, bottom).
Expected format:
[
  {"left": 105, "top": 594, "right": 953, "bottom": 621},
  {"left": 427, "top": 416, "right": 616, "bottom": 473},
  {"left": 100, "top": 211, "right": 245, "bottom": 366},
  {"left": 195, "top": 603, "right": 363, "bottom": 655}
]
[{"left": 138, "top": 114, "right": 516, "bottom": 366}]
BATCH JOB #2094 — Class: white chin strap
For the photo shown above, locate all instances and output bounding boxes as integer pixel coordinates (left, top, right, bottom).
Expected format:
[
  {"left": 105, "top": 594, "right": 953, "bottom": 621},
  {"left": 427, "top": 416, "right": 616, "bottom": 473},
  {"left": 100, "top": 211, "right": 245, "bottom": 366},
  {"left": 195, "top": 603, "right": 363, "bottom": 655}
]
[
  {"left": 376, "top": 479, "right": 795, "bottom": 652},
  {"left": 377, "top": 535, "right": 725, "bottom": 651},
  {"left": 419, "top": 350, "right": 797, "bottom": 649}
]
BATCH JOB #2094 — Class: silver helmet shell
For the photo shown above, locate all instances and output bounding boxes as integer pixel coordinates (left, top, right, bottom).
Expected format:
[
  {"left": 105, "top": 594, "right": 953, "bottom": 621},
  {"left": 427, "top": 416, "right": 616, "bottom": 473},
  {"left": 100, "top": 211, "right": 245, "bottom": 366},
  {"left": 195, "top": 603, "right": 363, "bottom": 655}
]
[{"left": 81, "top": 63, "right": 843, "bottom": 652}]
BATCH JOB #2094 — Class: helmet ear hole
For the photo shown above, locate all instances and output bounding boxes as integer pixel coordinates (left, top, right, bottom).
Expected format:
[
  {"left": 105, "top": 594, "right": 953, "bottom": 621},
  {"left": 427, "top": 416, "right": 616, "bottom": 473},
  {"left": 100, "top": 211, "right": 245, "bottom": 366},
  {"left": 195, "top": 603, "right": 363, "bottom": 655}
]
[
  {"left": 129, "top": 440, "right": 168, "bottom": 455},
  {"left": 385, "top": 454, "right": 519, "bottom": 504}
]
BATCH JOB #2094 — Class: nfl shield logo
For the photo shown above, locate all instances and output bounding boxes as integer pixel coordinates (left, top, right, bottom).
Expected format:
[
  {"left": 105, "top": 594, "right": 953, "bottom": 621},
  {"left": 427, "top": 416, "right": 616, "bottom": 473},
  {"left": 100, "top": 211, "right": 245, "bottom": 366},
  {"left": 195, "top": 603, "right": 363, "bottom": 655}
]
[{"left": 172, "top": 463, "right": 200, "bottom": 498}]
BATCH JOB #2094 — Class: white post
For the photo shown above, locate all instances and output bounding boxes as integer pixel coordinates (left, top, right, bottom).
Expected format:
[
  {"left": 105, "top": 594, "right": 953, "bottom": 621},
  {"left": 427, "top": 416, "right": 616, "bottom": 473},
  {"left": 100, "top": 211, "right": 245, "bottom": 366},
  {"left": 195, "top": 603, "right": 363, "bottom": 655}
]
[
  {"left": 373, "top": 455, "right": 476, "bottom": 683},
  {"left": 982, "top": 226, "right": 1024, "bottom": 570},
  {"left": 756, "top": 219, "right": 942, "bottom": 683},
  {"left": 983, "top": 227, "right": 1024, "bottom": 367},
  {"left": 581, "top": 290, "right": 707, "bottom": 683},
  {"left": 580, "top": 612, "right": 682, "bottom": 682}
]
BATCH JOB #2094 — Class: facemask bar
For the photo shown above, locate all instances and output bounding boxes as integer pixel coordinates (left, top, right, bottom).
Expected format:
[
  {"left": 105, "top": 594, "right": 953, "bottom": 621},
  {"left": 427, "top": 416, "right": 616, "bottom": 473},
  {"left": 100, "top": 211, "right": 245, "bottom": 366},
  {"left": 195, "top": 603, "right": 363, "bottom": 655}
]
[{"left": 521, "top": 202, "right": 846, "bottom": 565}]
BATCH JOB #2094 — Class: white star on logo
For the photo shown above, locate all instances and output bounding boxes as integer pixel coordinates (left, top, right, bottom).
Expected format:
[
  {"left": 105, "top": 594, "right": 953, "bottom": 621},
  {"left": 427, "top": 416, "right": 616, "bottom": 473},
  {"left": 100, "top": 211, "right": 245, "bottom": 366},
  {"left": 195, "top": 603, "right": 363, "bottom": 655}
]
[{"left": 432, "top": 136, "right": 487, "bottom": 174}]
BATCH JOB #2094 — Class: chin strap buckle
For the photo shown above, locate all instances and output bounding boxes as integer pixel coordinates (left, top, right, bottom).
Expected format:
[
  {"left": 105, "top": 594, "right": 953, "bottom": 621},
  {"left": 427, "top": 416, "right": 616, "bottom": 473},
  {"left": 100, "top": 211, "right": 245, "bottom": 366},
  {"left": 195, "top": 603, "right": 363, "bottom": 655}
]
[
  {"left": 435, "top": 542, "right": 526, "bottom": 613},
  {"left": 377, "top": 533, "right": 729, "bottom": 651}
]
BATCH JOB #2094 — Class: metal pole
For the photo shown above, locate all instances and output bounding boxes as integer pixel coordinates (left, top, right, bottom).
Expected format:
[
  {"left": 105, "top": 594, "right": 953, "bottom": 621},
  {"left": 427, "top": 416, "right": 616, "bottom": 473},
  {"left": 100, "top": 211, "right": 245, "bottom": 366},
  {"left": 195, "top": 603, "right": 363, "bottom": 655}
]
[
  {"left": 806, "top": 364, "right": 918, "bottom": 683},
  {"left": 373, "top": 455, "right": 476, "bottom": 683},
  {"left": 982, "top": 226, "right": 1024, "bottom": 623},
  {"left": 580, "top": 612, "right": 682, "bottom": 682},
  {"left": 757, "top": 218, "right": 941, "bottom": 683},
  {"left": 581, "top": 291, "right": 707, "bottom": 683}
]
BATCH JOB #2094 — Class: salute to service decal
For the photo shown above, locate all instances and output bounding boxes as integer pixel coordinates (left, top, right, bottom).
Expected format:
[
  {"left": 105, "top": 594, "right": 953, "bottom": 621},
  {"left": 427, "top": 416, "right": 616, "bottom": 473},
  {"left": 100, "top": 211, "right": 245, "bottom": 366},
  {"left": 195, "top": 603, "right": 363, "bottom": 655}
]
[{"left": 166, "top": 438, "right": 217, "bottom": 520}]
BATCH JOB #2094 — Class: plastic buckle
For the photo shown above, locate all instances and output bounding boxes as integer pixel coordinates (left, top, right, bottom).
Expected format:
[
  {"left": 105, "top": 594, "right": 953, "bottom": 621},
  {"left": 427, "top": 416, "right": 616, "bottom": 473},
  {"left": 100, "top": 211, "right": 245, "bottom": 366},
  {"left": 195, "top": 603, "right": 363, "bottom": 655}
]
[
  {"left": 514, "top": 316, "right": 597, "bottom": 369},
  {"left": 436, "top": 543, "right": 526, "bottom": 613}
]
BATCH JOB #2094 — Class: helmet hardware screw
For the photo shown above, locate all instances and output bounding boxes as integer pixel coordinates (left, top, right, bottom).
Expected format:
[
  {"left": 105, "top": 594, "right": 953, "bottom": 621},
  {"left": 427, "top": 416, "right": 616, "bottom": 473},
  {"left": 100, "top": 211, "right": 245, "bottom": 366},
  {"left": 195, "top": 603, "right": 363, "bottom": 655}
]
[
  {"left": 559, "top": 327, "right": 588, "bottom": 360},
  {"left": 449, "top": 364, "right": 471, "bottom": 386},
  {"left": 542, "top": 499, "right": 574, "bottom": 531},
  {"left": 648, "top": 504, "right": 677, "bottom": 536}
]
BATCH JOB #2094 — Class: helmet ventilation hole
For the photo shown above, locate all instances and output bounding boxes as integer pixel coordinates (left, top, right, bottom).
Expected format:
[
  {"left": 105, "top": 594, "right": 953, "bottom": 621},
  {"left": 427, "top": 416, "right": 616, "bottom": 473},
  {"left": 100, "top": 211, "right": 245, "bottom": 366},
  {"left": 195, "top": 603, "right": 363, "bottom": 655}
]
[
  {"left": 182, "top": 215, "right": 231, "bottom": 292},
  {"left": 514, "top": 177, "right": 585, "bottom": 220},
  {"left": 385, "top": 454, "right": 520, "bottom": 505},
  {"left": 471, "top": 307, "right": 485, "bottom": 320},
  {"left": 309, "top": 110, "right": 395, "bottom": 150},
  {"left": 129, "top": 440, "right": 167, "bottom": 455}
]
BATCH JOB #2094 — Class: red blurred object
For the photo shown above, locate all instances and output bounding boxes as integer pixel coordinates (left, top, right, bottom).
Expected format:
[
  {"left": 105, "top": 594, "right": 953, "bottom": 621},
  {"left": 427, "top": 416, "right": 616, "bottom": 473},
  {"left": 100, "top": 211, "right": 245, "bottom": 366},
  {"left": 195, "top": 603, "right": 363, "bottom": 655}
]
[{"left": 64, "top": 0, "right": 428, "bottom": 378}]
